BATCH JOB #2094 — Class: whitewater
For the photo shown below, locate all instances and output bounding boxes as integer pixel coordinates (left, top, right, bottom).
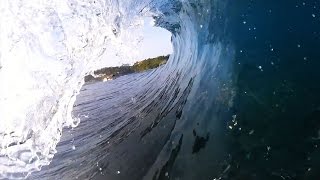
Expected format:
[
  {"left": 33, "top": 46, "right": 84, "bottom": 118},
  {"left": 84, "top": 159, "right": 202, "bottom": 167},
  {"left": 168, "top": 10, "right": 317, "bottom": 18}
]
[
  {"left": 0, "top": 0, "right": 194, "bottom": 178},
  {"left": 1, "top": 0, "right": 320, "bottom": 179}
]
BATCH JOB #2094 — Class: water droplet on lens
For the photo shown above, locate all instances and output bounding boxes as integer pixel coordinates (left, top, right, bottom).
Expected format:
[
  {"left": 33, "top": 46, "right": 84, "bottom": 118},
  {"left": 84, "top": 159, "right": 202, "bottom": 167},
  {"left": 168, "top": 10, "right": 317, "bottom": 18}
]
[
  {"left": 249, "top": 130, "right": 255, "bottom": 135},
  {"left": 308, "top": 168, "right": 311, "bottom": 171}
]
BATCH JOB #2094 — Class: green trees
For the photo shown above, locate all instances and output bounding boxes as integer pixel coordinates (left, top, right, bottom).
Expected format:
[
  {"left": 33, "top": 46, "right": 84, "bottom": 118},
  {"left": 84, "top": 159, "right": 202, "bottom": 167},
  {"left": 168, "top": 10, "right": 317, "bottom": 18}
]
[
  {"left": 84, "top": 55, "right": 170, "bottom": 83},
  {"left": 132, "top": 55, "right": 169, "bottom": 72}
]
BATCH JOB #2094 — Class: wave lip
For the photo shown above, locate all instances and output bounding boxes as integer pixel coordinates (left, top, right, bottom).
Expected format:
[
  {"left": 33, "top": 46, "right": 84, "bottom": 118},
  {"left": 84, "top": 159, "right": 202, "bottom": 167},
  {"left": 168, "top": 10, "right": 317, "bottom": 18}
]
[
  {"left": 0, "top": 0, "right": 212, "bottom": 178},
  {"left": 0, "top": 0, "right": 160, "bottom": 178}
]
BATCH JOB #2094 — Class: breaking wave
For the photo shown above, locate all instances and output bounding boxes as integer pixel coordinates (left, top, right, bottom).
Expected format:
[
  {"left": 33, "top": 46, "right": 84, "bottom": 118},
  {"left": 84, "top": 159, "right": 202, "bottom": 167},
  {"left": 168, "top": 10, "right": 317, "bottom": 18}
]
[
  {"left": 0, "top": 0, "right": 226, "bottom": 178},
  {"left": 3, "top": 0, "right": 318, "bottom": 179}
]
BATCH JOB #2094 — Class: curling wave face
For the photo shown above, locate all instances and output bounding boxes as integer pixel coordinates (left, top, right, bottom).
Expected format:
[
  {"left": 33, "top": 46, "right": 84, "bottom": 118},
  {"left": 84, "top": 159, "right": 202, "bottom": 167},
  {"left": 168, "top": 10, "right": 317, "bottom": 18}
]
[
  {"left": 0, "top": 0, "right": 163, "bottom": 178},
  {"left": 0, "top": 0, "right": 219, "bottom": 178},
  {"left": 3, "top": 0, "right": 319, "bottom": 179}
]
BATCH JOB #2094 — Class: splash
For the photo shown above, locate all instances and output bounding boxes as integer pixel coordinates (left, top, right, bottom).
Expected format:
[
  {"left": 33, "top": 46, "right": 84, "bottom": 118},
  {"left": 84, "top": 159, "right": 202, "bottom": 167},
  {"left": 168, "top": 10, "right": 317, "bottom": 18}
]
[{"left": 0, "top": 0, "right": 166, "bottom": 178}]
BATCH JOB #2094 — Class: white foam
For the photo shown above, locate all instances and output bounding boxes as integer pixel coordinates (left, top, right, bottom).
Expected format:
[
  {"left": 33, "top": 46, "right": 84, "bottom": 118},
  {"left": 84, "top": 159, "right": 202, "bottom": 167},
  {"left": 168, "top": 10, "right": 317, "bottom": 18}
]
[{"left": 0, "top": 0, "right": 156, "bottom": 178}]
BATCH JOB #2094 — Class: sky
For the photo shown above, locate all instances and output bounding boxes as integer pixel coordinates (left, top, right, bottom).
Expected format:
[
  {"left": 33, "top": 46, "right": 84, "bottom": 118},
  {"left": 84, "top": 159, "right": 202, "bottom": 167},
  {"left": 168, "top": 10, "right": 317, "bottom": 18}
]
[
  {"left": 139, "top": 17, "right": 173, "bottom": 60},
  {"left": 98, "top": 17, "right": 173, "bottom": 68}
]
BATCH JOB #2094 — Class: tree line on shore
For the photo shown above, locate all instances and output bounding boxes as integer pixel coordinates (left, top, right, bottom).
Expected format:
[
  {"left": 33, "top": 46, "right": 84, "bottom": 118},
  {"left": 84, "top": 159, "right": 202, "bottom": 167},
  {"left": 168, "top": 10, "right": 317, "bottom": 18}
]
[{"left": 84, "top": 55, "right": 170, "bottom": 83}]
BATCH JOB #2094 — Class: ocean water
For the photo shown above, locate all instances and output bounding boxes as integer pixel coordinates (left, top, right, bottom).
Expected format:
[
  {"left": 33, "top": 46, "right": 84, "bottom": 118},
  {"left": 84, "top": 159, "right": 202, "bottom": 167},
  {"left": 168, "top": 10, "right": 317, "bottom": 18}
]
[{"left": 1, "top": 0, "right": 320, "bottom": 179}]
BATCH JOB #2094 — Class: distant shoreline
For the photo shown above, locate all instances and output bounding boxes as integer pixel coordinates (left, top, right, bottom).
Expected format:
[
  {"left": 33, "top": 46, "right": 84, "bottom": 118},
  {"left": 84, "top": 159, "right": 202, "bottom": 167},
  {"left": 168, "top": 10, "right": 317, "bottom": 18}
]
[{"left": 84, "top": 55, "right": 169, "bottom": 83}]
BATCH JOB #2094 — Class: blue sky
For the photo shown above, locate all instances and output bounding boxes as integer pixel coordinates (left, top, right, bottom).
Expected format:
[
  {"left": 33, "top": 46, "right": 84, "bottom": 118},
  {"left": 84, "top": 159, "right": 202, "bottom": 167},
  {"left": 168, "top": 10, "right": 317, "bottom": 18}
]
[
  {"left": 139, "top": 17, "right": 173, "bottom": 60},
  {"left": 98, "top": 17, "right": 172, "bottom": 68}
]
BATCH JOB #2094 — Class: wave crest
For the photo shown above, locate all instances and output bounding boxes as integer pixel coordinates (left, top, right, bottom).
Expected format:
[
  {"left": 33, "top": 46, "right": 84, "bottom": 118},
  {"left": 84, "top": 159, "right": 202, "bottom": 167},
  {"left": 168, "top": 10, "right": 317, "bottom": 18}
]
[{"left": 0, "top": 0, "right": 162, "bottom": 178}]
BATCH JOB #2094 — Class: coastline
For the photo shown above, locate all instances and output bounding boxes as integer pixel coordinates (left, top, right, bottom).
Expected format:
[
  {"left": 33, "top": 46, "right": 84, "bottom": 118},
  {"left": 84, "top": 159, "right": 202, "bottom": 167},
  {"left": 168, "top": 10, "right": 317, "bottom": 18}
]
[{"left": 84, "top": 55, "right": 169, "bottom": 83}]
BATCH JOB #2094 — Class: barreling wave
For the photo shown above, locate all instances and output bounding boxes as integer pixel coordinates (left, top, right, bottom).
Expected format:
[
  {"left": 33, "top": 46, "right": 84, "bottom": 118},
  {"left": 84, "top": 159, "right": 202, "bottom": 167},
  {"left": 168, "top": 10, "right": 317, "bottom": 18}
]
[{"left": 0, "top": 0, "right": 231, "bottom": 179}]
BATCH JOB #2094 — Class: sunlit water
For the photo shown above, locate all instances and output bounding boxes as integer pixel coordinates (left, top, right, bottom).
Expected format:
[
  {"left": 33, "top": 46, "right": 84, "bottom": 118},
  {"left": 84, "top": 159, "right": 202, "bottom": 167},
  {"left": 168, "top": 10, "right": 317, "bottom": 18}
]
[{"left": 1, "top": 0, "right": 320, "bottom": 179}]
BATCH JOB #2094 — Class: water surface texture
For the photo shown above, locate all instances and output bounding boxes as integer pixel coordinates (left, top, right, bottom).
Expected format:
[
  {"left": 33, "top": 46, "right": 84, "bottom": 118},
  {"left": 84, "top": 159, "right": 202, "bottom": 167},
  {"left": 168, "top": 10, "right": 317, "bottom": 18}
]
[{"left": 1, "top": 0, "right": 320, "bottom": 179}]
